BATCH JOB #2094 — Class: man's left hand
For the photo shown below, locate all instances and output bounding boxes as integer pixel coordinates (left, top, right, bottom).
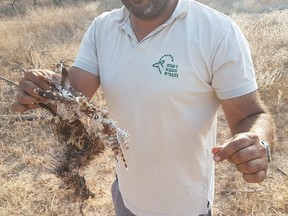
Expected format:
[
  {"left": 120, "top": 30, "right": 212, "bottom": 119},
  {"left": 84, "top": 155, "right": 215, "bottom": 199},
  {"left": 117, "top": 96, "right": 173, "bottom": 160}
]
[{"left": 212, "top": 133, "right": 268, "bottom": 183}]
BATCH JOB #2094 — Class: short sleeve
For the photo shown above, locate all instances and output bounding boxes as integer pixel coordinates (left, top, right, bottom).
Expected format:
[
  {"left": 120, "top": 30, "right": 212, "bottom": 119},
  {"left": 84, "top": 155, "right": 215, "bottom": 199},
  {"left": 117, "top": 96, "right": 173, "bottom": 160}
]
[
  {"left": 73, "top": 19, "right": 99, "bottom": 76},
  {"left": 211, "top": 21, "right": 258, "bottom": 99}
]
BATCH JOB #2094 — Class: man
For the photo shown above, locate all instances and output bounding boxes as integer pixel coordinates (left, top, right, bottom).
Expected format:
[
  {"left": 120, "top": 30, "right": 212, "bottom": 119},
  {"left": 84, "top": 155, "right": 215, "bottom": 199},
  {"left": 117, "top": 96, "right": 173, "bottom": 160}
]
[{"left": 12, "top": 0, "right": 275, "bottom": 215}]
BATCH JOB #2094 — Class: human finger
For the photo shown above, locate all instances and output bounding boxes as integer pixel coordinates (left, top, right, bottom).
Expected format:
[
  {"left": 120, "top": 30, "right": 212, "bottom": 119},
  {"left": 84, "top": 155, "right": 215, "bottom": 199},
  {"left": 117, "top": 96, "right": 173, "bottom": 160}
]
[
  {"left": 227, "top": 144, "right": 265, "bottom": 165},
  {"left": 17, "top": 91, "right": 40, "bottom": 105},
  {"left": 213, "top": 133, "right": 259, "bottom": 162},
  {"left": 211, "top": 146, "right": 222, "bottom": 155},
  {"left": 19, "top": 77, "right": 48, "bottom": 101},
  {"left": 235, "top": 157, "right": 267, "bottom": 174},
  {"left": 27, "top": 69, "right": 60, "bottom": 84},
  {"left": 11, "top": 102, "right": 30, "bottom": 113},
  {"left": 11, "top": 102, "right": 39, "bottom": 113},
  {"left": 242, "top": 169, "right": 267, "bottom": 183}
]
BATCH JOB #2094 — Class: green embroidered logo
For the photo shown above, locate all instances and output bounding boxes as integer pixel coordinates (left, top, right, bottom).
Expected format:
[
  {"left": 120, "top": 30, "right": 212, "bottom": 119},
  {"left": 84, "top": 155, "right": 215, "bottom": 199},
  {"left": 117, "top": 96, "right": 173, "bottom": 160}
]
[{"left": 152, "top": 54, "right": 179, "bottom": 78}]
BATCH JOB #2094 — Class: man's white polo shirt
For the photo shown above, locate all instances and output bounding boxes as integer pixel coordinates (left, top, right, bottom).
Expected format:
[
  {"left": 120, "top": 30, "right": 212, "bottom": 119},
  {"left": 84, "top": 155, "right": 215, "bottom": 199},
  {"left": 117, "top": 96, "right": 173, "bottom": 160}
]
[{"left": 73, "top": 0, "right": 258, "bottom": 215}]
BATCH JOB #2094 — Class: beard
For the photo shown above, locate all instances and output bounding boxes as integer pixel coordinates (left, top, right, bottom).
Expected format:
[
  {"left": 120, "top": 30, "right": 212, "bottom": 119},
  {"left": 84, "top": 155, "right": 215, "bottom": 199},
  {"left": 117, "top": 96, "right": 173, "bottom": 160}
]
[{"left": 121, "top": 0, "right": 170, "bottom": 19}]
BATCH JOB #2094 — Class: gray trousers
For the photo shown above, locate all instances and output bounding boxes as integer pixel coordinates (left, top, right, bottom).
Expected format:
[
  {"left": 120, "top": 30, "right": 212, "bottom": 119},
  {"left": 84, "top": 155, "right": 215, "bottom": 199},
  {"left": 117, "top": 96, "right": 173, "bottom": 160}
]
[{"left": 111, "top": 179, "right": 212, "bottom": 216}]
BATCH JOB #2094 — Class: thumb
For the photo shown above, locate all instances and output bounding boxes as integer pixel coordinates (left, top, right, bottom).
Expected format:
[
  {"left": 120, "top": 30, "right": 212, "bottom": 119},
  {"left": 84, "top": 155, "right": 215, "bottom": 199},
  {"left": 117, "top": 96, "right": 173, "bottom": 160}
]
[
  {"left": 212, "top": 146, "right": 223, "bottom": 162},
  {"left": 212, "top": 146, "right": 223, "bottom": 154}
]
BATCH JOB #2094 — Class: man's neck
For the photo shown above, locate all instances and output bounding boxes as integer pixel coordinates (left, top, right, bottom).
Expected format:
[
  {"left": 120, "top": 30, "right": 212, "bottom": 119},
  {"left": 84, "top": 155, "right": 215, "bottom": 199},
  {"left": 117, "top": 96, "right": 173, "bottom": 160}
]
[{"left": 130, "top": 0, "right": 178, "bottom": 42}]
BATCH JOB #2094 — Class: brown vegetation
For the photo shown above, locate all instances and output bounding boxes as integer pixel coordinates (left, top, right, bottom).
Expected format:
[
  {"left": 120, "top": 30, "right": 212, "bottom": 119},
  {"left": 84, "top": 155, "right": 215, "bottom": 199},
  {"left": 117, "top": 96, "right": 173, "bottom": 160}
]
[{"left": 0, "top": 0, "right": 287, "bottom": 215}]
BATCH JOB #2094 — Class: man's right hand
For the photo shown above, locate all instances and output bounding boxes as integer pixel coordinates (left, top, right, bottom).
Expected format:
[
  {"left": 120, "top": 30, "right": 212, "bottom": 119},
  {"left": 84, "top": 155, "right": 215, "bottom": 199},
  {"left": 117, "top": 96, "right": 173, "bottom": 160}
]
[{"left": 11, "top": 69, "right": 59, "bottom": 113}]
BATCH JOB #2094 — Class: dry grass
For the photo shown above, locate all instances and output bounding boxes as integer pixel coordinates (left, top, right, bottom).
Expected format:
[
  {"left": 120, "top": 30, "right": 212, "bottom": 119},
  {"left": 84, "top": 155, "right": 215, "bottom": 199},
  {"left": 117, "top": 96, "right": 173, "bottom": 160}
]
[{"left": 0, "top": 1, "right": 288, "bottom": 216}]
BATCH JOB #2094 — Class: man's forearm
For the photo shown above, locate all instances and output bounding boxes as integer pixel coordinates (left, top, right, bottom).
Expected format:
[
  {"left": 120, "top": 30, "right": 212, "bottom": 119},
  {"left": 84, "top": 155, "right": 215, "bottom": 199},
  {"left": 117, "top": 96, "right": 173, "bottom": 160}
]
[{"left": 230, "top": 112, "right": 276, "bottom": 150}]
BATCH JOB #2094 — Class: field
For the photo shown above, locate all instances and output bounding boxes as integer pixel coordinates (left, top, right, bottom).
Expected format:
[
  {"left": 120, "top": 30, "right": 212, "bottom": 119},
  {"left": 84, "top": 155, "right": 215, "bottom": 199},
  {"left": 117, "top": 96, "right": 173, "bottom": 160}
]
[{"left": 0, "top": 0, "right": 287, "bottom": 215}]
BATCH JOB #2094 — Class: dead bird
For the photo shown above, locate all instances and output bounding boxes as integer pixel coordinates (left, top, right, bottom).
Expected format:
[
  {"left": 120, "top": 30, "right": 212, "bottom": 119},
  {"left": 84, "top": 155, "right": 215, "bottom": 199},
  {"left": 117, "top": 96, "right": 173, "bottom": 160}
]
[{"left": 2, "top": 68, "right": 129, "bottom": 201}]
